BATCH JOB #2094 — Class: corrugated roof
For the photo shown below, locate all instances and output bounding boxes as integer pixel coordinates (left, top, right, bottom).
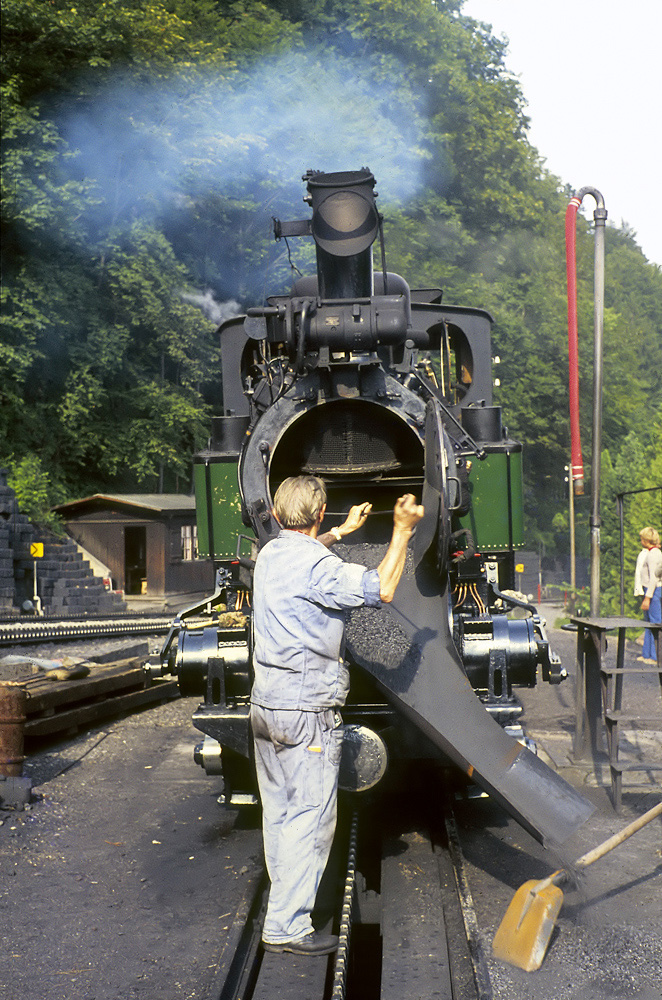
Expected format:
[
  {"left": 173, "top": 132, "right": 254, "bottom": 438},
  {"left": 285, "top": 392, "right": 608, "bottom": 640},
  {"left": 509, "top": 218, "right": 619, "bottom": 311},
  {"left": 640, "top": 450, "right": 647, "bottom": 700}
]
[{"left": 55, "top": 493, "right": 197, "bottom": 514}]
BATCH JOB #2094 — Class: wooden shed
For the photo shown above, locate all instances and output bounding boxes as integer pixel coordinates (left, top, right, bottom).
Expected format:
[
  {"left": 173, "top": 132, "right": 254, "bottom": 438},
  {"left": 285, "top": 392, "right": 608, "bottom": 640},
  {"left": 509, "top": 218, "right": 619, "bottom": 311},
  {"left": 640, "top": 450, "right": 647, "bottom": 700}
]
[{"left": 54, "top": 494, "right": 214, "bottom": 597}]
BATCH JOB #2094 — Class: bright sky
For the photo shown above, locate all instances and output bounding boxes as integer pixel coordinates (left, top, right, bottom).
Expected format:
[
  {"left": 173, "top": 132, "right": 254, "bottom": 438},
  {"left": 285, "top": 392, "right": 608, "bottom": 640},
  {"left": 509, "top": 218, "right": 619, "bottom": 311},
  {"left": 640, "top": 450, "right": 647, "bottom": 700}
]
[{"left": 461, "top": 0, "right": 662, "bottom": 266}]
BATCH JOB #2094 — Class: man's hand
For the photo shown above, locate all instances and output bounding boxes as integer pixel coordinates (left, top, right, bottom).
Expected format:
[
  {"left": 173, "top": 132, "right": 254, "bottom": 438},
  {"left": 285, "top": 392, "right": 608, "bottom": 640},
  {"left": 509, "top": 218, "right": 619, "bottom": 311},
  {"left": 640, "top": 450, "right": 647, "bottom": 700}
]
[
  {"left": 339, "top": 502, "right": 372, "bottom": 537},
  {"left": 642, "top": 596, "right": 651, "bottom": 611},
  {"left": 318, "top": 502, "right": 372, "bottom": 548},
  {"left": 393, "top": 494, "right": 424, "bottom": 531},
  {"left": 376, "top": 494, "right": 424, "bottom": 603}
]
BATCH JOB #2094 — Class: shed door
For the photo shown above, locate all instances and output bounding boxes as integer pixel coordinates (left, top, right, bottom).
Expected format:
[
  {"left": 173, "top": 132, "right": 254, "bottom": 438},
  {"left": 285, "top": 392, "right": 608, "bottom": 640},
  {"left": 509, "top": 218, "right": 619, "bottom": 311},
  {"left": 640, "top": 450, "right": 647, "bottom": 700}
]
[{"left": 124, "top": 526, "right": 147, "bottom": 594}]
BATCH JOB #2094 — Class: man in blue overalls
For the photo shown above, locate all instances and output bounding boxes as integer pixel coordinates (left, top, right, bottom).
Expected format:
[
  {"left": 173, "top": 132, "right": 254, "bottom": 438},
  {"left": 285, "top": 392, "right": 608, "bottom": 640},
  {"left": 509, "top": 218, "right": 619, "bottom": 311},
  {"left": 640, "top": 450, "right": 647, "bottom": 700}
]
[{"left": 251, "top": 475, "right": 423, "bottom": 956}]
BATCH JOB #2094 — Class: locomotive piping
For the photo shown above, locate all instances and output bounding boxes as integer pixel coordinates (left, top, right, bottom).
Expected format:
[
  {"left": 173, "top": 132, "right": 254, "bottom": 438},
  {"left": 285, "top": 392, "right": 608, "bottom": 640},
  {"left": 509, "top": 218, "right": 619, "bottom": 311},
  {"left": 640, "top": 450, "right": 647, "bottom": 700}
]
[
  {"left": 565, "top": 197, "right": 585, "bottom": 495},
  {"left": 565, "top": 188, "right": 607, "bottom": 616}
]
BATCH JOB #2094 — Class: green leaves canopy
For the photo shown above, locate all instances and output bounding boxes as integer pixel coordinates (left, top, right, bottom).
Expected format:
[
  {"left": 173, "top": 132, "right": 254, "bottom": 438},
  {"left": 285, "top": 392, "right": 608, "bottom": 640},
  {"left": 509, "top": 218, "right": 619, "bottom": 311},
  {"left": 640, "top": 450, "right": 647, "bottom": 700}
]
[{"left": 2, "top": 0, "right": 661, "bottom": 616}]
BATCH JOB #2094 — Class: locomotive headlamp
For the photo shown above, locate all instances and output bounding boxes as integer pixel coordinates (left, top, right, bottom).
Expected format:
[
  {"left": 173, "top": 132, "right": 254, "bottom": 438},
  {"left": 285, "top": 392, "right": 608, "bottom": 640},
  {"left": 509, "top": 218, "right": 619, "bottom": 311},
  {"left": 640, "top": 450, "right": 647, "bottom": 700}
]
[{"left": 307, "top": 170, "right": 380, "bottom": 257}]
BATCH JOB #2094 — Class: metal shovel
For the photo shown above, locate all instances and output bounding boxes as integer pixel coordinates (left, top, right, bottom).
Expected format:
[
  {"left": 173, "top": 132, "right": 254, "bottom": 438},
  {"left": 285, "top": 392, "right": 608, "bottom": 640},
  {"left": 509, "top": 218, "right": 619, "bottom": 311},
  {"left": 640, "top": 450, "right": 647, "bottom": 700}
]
[{"left": 492, "top": 799, "right": 662, "bottom": 972}]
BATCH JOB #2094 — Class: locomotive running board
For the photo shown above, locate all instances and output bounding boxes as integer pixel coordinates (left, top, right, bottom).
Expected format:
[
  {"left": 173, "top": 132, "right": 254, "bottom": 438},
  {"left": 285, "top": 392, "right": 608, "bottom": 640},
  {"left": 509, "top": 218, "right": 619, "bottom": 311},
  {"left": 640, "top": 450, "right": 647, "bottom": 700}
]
[{"left": 345, "top": 562, "right": 595, "bottom": 848}]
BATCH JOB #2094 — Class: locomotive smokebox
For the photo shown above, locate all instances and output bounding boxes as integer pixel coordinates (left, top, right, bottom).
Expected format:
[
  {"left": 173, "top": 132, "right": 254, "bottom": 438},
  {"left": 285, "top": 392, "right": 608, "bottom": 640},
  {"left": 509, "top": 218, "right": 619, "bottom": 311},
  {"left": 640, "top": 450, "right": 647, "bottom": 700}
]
[{"left": 305, "top": 169, "right": 380, "bottom": 298}]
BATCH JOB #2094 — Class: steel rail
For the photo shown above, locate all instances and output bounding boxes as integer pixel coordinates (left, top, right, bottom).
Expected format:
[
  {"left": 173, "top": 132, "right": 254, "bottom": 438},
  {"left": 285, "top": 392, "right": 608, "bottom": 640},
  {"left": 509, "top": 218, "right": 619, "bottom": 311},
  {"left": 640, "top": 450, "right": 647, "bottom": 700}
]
[
  {"left": 210, "top": 870, "right": 269, "bottom": 1000},
  {"left": 0, "top": 613, "right": 174, "bottom": 646},
  {"left": 444, "top": 804, "right": 493, "bottom": 1000}
]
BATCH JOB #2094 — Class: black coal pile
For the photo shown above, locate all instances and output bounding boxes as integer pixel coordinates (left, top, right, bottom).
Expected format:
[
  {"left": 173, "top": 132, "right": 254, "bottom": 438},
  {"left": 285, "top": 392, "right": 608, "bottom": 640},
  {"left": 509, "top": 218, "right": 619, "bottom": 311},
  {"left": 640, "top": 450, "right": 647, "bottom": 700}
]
[{"left": 336, "top": 541, "right": 422, "bottom": 685}]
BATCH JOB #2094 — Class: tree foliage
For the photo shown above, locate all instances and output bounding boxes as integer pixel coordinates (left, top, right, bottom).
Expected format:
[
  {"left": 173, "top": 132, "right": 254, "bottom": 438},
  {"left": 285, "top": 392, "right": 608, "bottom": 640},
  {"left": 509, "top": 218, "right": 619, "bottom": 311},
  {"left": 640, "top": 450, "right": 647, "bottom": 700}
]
[
  {"left": 5, "top": 453, "right": 67, "bottom": 530},
  {"left": 2, "top": 0, "right": 661, "bottom": 616}
]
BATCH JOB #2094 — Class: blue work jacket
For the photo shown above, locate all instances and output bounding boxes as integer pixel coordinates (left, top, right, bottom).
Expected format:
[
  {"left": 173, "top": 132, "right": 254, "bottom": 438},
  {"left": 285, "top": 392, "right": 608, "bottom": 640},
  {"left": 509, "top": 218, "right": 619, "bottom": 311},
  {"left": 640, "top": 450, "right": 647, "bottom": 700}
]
[{"left": 251, "top": 529, "right": 381, "bottom": 710}]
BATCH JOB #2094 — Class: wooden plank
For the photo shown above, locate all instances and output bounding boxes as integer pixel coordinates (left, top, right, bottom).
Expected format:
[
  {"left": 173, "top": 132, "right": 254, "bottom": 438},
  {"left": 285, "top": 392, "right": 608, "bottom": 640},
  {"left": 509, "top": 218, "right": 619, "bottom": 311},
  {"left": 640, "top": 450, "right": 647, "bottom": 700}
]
[
  {"left": 23, "top": 659, "right": 145, "bottom": 713},
  {"left": 611, "top": 762, "right": 662, "bottom": 773},
  {"left": 604, "top": 711, "right": 662, "bottom": 725},
  {"left": 253, "top": 950, "right": 330, "bottom": 1000},
  {"left": 380, "top": 830, "right": 453, "bottom": 1000},
  {"left": 600, "top": 666, "right": 662, "bottom": 675},
  {"left": 24, "top": 679, "right": 180, "bottom": 736}
]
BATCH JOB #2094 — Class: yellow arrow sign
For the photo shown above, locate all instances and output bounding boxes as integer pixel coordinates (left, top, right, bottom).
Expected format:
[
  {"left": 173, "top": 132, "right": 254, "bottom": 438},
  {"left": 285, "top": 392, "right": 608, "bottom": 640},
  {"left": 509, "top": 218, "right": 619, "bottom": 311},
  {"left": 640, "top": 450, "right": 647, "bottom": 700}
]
[
  {"left": 30, "top": 542, "right": 44, "bottom": 558},
  {"left": 515, "top": 563, "right": 524, "bottom": 574}
]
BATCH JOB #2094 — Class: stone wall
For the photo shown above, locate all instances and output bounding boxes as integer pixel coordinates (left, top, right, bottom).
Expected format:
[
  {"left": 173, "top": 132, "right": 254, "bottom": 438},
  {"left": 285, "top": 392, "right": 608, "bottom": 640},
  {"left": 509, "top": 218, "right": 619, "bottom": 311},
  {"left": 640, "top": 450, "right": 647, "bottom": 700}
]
[{"left": 0, "top": 471, "right": 126, "bottom": 616}]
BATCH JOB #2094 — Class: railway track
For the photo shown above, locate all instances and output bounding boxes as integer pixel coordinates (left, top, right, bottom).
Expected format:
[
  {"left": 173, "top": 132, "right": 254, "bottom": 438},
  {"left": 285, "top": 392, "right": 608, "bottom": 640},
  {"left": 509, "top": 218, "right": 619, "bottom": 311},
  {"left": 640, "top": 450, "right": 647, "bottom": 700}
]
[
  {"left": 207, "top": 780, "right": 492, "bottom": 1000},
  {"left": 0, "top": 612, "right": 174, "bottom": 646},
  {"left": 3, "top": 615, "right": 493, "bottom": 996},
  {"left": 0, "top": 614, "right": 180, "bottom": 769}
]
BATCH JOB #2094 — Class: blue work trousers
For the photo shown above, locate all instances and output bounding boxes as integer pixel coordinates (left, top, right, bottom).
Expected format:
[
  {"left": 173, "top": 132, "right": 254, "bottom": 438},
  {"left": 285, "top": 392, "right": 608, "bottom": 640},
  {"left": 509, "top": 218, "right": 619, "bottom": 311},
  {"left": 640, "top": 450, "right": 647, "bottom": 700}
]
[
  {"left": 643, "top": 586, "right": 662, "bottom": 660},
  {"left": 250, "top": 704, "right": 343, "bottom": 943}
]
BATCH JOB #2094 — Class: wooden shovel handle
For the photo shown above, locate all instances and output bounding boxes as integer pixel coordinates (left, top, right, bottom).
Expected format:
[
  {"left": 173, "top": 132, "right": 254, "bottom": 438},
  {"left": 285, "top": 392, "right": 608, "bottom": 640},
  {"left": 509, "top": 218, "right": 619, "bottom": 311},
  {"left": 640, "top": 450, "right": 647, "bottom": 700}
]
[{"left": 575, "top": 800, "right": 662, "bottom": 869}]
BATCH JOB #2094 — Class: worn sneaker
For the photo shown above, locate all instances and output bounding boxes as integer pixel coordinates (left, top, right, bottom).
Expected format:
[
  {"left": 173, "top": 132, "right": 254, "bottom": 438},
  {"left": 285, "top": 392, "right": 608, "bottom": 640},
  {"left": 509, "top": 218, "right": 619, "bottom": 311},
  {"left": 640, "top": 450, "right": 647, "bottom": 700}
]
[{"left": 262, "top": 931, "right": 339, "bottom": 956}]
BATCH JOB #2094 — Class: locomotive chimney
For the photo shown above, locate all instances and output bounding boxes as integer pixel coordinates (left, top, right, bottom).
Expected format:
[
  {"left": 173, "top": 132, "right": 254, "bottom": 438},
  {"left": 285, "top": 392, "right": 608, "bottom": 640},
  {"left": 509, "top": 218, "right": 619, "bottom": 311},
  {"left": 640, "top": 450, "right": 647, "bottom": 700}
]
[{"left": 304, "top": 169, "right": 380, "bottom": 299}]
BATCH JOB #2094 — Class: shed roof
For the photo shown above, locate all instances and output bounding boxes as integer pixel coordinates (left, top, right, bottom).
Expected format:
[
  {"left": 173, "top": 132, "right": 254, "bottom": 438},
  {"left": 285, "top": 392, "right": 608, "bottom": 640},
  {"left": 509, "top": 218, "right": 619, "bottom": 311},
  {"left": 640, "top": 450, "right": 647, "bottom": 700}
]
[{"left": 55, "top": 493, "right": 197, "bottom": 516}]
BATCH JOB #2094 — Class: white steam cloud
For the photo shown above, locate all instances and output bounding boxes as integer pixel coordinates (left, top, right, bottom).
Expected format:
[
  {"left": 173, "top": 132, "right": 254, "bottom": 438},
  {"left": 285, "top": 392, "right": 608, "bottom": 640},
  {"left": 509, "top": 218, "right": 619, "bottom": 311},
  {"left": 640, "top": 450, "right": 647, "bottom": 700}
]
[
  {"left": 181, "top": 290, "right": 242, "bottom": 325},
  {"left": 55, "top": 48, "right": 428, "bottom": 229}
]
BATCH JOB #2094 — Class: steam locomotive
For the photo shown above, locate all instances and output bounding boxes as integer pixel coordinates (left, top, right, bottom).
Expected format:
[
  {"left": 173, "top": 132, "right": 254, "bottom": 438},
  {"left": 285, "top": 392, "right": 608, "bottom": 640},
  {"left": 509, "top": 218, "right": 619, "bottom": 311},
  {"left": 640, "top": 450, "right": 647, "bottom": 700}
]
[{"left": 157, "top": 170, "right": 593, "bottom": 847}]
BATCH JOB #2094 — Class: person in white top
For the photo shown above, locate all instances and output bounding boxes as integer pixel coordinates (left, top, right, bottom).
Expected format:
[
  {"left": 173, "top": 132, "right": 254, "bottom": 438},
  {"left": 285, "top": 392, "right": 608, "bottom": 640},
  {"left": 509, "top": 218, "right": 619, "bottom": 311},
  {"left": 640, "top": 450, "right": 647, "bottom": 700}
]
[
  {"left": 637, "top": 526, "right": 662, "bottom": 665},
  {"left": 633, "top": 542, "right": 647, "bottom": 597}
]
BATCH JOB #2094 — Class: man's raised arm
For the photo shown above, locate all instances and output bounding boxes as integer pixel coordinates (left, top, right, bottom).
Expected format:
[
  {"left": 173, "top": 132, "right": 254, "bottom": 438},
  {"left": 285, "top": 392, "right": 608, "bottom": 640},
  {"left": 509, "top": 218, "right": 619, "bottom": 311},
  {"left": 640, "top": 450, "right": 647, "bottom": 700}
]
[{"left": 377, "top": 495, "right": 424, "bottom": 603}]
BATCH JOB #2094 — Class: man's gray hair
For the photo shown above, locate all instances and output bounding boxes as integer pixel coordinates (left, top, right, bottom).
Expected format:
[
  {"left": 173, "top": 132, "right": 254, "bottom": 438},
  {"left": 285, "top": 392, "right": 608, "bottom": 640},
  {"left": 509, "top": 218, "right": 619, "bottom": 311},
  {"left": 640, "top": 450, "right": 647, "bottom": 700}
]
[{"left": 273, "top": 476, "right": 327, "bottom": 529}]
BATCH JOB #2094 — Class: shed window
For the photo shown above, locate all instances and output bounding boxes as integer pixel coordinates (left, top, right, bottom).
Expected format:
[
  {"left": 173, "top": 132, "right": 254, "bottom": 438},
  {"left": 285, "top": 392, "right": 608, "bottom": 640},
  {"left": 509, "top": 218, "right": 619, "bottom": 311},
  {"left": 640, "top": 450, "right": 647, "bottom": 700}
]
[{"left": 181, "top": 524, "right": 198, "bottom": 560}]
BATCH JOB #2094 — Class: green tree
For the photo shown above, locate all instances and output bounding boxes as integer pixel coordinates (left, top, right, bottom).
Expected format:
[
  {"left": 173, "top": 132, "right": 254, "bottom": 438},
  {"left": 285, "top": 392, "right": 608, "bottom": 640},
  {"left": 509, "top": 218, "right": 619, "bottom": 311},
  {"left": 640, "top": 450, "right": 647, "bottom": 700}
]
[
  {"left": 2, "top": 0, "right": 660, "bottom": 549},
  {"left": 1, "top": 0, "right": 244, "bottom": 496},
  {"left": 6, "top": 453, "right": 66, "bottom": 530},
  {"left": 600, "top": 419, "right": 662, "bottom": 617},
  {"left": 45, "top": 223, "right": 220, "bottom": 491}
]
